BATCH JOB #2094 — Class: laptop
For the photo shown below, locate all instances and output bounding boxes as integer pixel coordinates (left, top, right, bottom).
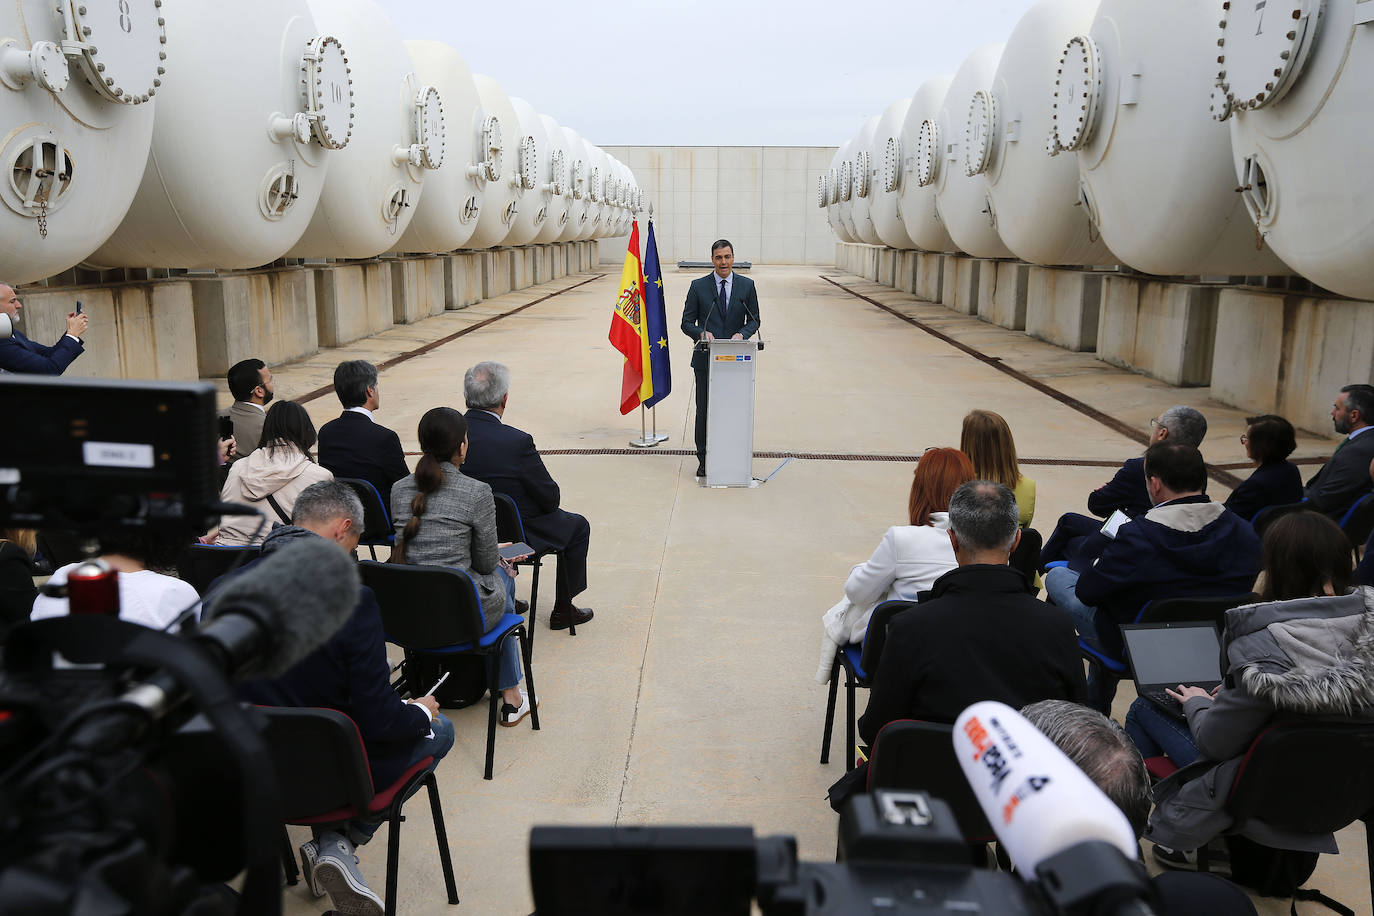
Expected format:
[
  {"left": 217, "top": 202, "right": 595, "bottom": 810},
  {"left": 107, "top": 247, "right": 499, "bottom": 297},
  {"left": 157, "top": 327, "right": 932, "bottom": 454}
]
[{"left": 1121, "top": 621, "right": 1224, "bottom": 719}]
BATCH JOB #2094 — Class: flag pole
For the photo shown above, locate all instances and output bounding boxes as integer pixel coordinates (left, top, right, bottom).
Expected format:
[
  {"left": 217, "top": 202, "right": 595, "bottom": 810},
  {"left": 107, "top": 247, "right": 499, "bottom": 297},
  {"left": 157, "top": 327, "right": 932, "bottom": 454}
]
[{"left": 629, "top": 404, "right": 657, "bottom": 448}]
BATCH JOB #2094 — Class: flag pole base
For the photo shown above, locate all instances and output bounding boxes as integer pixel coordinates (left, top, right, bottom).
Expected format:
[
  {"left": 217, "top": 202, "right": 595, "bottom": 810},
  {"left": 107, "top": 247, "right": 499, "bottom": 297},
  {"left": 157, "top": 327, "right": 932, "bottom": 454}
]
[{"left": 628, "top": 437, "right": 661, "bottom": 448}]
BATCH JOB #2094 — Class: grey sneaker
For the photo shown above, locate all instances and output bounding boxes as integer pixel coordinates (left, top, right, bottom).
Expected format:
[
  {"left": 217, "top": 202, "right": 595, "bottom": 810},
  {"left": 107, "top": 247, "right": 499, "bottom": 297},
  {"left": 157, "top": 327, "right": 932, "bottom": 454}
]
[
  {"left": 313, "top": 832, "right": 384, "bottom": 916},
  {"left": 298, "top": 838, "right": 326, "bottom": 898}
]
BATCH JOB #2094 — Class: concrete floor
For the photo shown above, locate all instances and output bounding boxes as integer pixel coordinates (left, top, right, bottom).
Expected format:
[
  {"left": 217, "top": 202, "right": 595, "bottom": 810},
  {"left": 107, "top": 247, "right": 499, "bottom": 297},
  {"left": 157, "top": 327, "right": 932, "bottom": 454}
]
[{"left": 244, "top": 266, "right": 1368, "bottom": 915}]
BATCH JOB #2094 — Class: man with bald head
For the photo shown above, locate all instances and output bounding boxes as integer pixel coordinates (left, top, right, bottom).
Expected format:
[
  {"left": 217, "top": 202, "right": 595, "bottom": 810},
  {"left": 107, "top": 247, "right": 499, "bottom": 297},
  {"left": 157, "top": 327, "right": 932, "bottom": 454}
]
[{"left": 0, "top": 283, "right": 87, "bottom": 375}]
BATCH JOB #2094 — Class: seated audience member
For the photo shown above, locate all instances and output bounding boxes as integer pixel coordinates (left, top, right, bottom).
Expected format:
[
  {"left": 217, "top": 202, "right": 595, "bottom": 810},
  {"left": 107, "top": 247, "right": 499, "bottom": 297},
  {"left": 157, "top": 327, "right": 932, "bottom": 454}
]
[
  {"left": 960, "top": 410, "right": 1035, "bottom": 527},
  {"left": 1042, "top": 405, "right": 1208, "bottom": 565},
  {"left": 1044, "top": 442, "right": 1261, "bottom": 647},
  {"left": 218, "top": 401, "right": 332, "bottom": 546},
  {"left": 235, "top": 481, "right": 452, "bottom": 916},
  {"left": 1222, "top": 414, "right": 1302, "bottom": 522},
  {"left": 318, "top": 359, "right": 410, "bottom": 511},
  {"left": 0, "top": 528, "right": 38, "bottom": 637},
  {"left": 1303, "top": 383, "right": 1374, "bottom": 520},
  {"left": 390, "top": 407, "right": 532, "bottom": 726},
  {"left": 0, "top": 283, "right": 87, "bottom": 375},
  {"left": 856, "top": 481, "right": 1085, "bottom": 748},
  {"left": 1141, "top": 510, "right": 1374, "bottom": 867},
  {"left": 226, "top": 357, "right": 275, "bottom": 458},
  {"left": 30, "top": 530, "right": 200, "bottom": 628},
  {"left": 459, "top": 361, "right": 593, "bottom": 631},
  {"left": 817, "top": 448, "right": 974, "bottom": 682},
  {"left": 1022, "top": 700, "right": 1258, "bottom": 916}
]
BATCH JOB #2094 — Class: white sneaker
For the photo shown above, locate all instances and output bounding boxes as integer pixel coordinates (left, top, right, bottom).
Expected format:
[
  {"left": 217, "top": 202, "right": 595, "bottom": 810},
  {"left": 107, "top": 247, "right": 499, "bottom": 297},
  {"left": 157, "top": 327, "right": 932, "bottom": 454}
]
[
  {"left": 313, "top": 831, "right": 384, "bottom": 916},
  {"left": 298, "top": 838, "right": 326, "bottom": 898},
  {"left": 500, "top": 689, "right": 536, "bottom": 727}
]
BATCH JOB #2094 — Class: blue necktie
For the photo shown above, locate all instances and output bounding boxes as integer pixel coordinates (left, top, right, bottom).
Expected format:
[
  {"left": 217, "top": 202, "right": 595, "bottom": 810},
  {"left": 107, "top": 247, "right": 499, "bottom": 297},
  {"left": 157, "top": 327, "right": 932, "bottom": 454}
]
[{"left": 717, "top": 278, "right": 728, "bottom": 321}]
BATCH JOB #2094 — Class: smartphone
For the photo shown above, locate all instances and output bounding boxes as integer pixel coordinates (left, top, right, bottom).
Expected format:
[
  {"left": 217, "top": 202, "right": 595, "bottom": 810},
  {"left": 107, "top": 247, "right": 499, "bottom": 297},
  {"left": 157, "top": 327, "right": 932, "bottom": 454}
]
[
  {"left": 218, "top": 416, "right": 234, "bottom": 440},
  {"left": 75, "top": 301, "right": 82, "bottom": 314},
  {"left": 499, "top": 542, "right": 534, "bottom": 560}
]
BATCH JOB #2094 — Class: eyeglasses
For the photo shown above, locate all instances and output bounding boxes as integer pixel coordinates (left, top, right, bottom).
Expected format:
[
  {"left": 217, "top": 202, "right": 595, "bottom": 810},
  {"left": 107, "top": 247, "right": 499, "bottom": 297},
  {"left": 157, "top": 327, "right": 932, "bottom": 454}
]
[
  {"left": 1239, "top": 434, "right": 1249, "bottom": 444},
  {"left": 1148, "top": 417, "right": 1161, "bottom": 430}
]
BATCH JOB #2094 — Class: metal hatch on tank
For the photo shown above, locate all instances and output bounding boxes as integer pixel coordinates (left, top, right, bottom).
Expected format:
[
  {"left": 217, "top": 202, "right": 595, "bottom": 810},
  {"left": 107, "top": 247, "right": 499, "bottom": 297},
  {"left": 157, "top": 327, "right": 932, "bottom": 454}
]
[
  {"left": 847, "top": 115, "right": 884, "bottom": 245},
  {"left": 462, "top": 74, "right": 521, "bottom": 250},
  {"left": 535, "top": 114, "right": 570, "bottom": 245},
  {"left": 869, "top": 97, "right": 917, "bottom": 249},
  {"left": 504, "top": 97, "right": 552, "bottom": 247}
]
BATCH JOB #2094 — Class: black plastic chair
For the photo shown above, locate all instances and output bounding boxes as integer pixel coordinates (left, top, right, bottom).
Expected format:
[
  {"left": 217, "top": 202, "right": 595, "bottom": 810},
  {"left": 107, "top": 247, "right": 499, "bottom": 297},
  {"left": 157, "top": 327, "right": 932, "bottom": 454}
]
[
  {"left": 179, "top": 544, "right": 261, "bottom": 595},
  {"left": 820, "top": 599, "right": 917, "bottom": 769},
  {"left": 1078, "top": 592, "right": 1256, "bottom": 713},
  {"left": 867, "top": 719, "right": 995, "bottom": 845},
  {"left": 336, "top": 477, "right": 395, "bottom": 560},
  {"left": 262, "top": 706, "right": 459, "bottom": 916},
  {"left": 359, "top": 560, "right": 538, "bottom": 780},
  {"left": 1009, "top": 527, "right": 1042, "bottom": 589},
  {"left": 492, "top": 492, "right": 560, "bottom": 640}
]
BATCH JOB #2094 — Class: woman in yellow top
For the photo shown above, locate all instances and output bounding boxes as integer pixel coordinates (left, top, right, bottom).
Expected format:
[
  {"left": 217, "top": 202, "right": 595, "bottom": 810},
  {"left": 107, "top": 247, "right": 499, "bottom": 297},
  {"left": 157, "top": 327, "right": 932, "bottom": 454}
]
[{"left": 960, "top": 409, "right": 1035, "bottom": 527}]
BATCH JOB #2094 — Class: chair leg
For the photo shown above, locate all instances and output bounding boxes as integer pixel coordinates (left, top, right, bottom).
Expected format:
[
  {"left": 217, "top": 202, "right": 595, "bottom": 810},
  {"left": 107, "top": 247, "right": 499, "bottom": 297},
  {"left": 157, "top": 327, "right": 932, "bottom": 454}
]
[
  {"left": 425, "top": 772, "right": 460, "bottom": 905},
  {"left": 369, "top": 544, "right": 378, "bottom": 561},
  {"left": 844, "top": 669, "right": 857, "bottom": 772},
  {"left": 484, "top": 659, "right": 499, "bottom": 780},
  {"left": 820, "top": 656, "right": 840, "bottom": 764},
  {"left": 280, "top": 826, "right": 299, "bottom": 886},
  {"left": 519, "top": 627, "right": 540, "bottom": 731},
  {"left": 527, "top": 562, "right": 541, "bottom": 652},
  {"left": 1365, "top": 815, "right": 1373, "bottom": 905},
  {"left": 384, "top": 808, "right": 403, "bottom": 916}
]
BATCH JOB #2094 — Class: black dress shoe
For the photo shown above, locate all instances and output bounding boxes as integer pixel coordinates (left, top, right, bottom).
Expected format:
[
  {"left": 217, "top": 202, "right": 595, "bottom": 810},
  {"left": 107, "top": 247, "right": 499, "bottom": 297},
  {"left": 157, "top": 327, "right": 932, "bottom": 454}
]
[
  {"left": 696, "top": 462, "right": 706, "bottom": 477},
  {"left": 515, "top": 598, "right": 529, "bottom": 614},
  {"left": 549, "top": 605, "right": 594, "bottom": 630}
]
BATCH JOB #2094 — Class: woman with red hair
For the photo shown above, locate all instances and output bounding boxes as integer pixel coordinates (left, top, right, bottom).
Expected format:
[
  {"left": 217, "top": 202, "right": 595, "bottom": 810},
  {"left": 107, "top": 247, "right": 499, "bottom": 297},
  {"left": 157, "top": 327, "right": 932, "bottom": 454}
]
[{"left": 818, "top": 448, "right": 976, "bottom": 681}]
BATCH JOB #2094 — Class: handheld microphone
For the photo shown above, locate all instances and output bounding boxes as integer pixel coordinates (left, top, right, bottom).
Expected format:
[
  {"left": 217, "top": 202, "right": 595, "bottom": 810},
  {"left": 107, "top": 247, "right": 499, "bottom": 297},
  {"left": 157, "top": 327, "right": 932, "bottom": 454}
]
[{"left": 953, "top": 701, "right": 1138, "bottom": 876}]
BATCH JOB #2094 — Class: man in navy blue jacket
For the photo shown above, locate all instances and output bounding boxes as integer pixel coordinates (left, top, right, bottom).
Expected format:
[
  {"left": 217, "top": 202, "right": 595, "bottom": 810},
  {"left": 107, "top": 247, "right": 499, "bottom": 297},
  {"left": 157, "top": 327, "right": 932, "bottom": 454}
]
[
  {"left": 318, "top": 359, "right": 410, "bottom": 511},
  {"left": 232, "top": 481, "right": 451, "bottom": 915},
  {"left": 679, "top": 240, "right": 760, "bottom": 477},
  {"left": 0, "top": 283, "right": 87, "bottom": 375}
]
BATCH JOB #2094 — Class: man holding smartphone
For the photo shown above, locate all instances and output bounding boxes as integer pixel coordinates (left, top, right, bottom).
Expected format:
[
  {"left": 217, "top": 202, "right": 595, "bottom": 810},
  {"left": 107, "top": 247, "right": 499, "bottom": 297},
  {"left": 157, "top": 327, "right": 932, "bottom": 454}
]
[{"left": 0, "top": 284, "right": 87, "bottom": 375}]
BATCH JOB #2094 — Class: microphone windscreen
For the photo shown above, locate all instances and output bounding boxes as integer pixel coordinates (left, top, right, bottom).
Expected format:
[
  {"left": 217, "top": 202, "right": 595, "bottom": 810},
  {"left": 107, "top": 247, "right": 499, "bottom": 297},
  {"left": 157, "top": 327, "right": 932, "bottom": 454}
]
[
  {"left": 0, "top": 313, "right": 11, "bottom": 340},
  {"left": 953, "top": 701, "right": 1138, "bottom": 876},
  {"left": 202, "top": 536, "right": 359, "bottom": 677}
]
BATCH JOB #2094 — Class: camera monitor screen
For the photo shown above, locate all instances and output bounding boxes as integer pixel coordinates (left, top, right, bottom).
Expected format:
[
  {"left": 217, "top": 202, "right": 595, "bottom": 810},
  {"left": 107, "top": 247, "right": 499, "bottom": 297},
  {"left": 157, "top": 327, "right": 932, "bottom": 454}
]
[{"left": 0, "top": 375, "right": 220, "bottom": 533}]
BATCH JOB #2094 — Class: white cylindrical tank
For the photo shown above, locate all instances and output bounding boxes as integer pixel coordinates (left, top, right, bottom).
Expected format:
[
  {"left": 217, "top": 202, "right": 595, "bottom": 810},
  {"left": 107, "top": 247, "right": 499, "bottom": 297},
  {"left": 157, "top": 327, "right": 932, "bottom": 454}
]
[
  {"left": 503, "top": 97, "right": 550, "bottom": 247},
  {"left": 979, "top": 0, "right": 1115, "bottom": 267},
  {"left": 847, "top": 117, "right": 883, "bottom": 245},
  {"left": 1047, "top": 0, "right": 1288, "bottom": 275},
  {"left": 0, "top": 0, "right": 163, "bottom": 283},
  {"left": 603, "top": 153, "right": 623, "bottom": 237},
  {"left": 90, "top": 0, "right": 351, "bottom": 269},
  {"left": 897, "top": 76, "right": 957, "bottom": 252},
  {"left": 935, "top": 44, "right": 1015, "bottom": 259},
  {"left": 534, "top": 114, "right": 568, "bottom": 244},
  {"left": 826, "top": 146, "right": 857, "bottom": 243},
  {"left": 870, "top": 97, "right": 917, "bottom": 249},
  {"left": 391, "top": 40, "right": 480, "bottom": 255},
  {"left": 559, "top": 127, "right": 587, "bottom": 241},
  {"left": 288, "top": 0, "right": 442, "bottom": 259},
  {"left": 610, "top": 156, "right": 630, "bottom": 236},
  {"left": 833, "top": 139, "right": 861, "bottom": 243},
  {"left": 1219, "top": 0, "right": 1374, "bottom": 298},
  {"left": 587, "top": 146, "right": 612, "bottom": 238},
  {"left": 461, "top": 74, "right": 520, "bottom": 249},
  {"left": 575, "top": 139, "right": 601, "bottom": 241}
]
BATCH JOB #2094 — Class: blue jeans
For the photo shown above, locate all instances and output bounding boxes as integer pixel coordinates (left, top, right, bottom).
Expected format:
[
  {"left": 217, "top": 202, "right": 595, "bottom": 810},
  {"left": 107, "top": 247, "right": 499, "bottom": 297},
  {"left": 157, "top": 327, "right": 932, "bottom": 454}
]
[
  {"left": 1044, "top": 566, "right": 1098, "bottom": 640},
  {"left": 1124, "top": 697, "right": 1200, "bottom": 767},
  {"left": 486, "top": 568, "right": 524, "bottom": 691},
  {"left": 338, "top": 712, "right": 456, "bottom": 846}
]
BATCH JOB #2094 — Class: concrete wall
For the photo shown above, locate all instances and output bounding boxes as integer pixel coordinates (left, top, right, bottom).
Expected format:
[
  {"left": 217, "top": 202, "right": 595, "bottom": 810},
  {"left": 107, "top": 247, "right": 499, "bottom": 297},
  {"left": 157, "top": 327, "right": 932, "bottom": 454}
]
[{"left": 601, "top": 146, "right": 837, "bottom": 265}]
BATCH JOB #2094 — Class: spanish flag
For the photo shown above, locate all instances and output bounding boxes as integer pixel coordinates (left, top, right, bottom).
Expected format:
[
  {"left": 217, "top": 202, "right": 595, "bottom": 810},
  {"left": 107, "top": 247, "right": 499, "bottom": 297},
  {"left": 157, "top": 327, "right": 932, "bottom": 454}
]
[{"left": 608, "top": 220, "right": 646, "bottom": 414}]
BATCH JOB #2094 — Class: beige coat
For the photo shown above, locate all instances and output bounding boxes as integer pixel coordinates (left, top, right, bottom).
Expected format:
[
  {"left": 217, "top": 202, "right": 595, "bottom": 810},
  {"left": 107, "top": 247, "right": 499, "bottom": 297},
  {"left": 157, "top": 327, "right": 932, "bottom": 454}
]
[{"left": 217, "top": 443, "right": 332, "bottom": 545}]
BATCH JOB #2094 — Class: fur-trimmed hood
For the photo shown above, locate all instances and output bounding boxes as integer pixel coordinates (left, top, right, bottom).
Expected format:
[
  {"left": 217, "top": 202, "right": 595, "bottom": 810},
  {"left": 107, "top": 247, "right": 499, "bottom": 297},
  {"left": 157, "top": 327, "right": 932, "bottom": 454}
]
[{"left": 1225, "top": 588, "right": 1374, "bottom": 716}]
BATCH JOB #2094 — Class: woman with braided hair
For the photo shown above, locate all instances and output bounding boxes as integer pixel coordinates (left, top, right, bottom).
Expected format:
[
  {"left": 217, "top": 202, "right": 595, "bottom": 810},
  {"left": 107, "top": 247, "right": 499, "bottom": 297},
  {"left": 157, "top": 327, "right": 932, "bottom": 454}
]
[{"left": 391, "top": 407, "right": 533, "bottom": 726}]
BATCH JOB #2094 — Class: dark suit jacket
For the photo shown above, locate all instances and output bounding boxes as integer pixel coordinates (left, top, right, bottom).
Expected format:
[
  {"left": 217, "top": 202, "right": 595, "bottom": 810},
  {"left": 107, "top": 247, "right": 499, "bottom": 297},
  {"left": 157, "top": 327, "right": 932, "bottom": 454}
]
[
  {"left": 461, "top": 409, "right": 582, "bottom": 552},
  {"left": 1223, "top": 460, "right": 1303, "bottom": 521},
  {"left": 857, "top": 564, "right": 1086, "bottom": 745},
  {"left": 318, "top": 410, "right": 410, "bottom": 512},
  {"left": 680, "top": 271, "right": 760, "bottom": 371},
  {"left": 0, "top": 329, "right": 83, "bottom": 375},
  {"left": 1304, "top": 430, "right": 1374, "bottom": 519},
  {"left": 1087, "top": 456, "right": 1152, "bottom": 518}
]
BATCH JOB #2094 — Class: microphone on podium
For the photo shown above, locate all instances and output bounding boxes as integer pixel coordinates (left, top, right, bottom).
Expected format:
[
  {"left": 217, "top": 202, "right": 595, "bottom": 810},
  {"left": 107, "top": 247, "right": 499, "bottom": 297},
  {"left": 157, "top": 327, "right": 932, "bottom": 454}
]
[{"left": 953, "top": 700, "right": 1139, "bottom": 876}]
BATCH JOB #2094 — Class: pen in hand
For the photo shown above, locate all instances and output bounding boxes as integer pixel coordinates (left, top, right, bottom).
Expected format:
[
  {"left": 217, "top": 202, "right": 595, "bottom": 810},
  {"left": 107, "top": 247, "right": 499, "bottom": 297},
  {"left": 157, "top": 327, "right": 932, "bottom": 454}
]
[{"left": 424, "top": 671, "right": 450, "bottom": 697}]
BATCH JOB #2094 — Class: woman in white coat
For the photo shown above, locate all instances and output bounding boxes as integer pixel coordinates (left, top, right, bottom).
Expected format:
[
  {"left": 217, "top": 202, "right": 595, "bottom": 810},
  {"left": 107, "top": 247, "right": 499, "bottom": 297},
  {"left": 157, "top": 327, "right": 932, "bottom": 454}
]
[{"left": 218, "top": 401, "right": 332, "bottom": 546}]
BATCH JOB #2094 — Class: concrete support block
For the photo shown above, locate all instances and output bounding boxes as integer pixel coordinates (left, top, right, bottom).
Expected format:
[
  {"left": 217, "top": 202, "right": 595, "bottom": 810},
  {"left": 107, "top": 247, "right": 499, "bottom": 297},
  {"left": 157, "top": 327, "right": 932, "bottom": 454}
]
[
  {"left": 532, "top": 245, "right": 555, "bottom": 284},
  {"left": 481, "top": 250, "right": 512, "bottom": 299},
  {"left": 552, "top": 244, "right": 568, "bottom": 279},
  {"left": 1025, "top": 267, "right": 1102, "bottom": 352},
  {"left": 877, "top": 248, "right": 897, "bottom": 287},
  {"left": 975, "top": 261, "right": 1030, "bottom": 330},
  {"left": 915, "top": 252, "right": 944, "bottom": 302},
  {"left": 1211, "top": 289, "right": 1374, "bottom": 433},
  {"left": 194, "top": 267, "right": 319, "bottom": 374},
  {"left": 896, "top": 251, "right": 918, "bottom": 294},
  {"left": 22, "top": 281, "right": 199, "bottom": 380},
  {"left": 589, "top": 241, "right": 599, "bottom": 270},
  {"left": 942, "top": 256, "right": 981, "bottom": 315},
  {"left": 1097, "top": 277, "right": 1219, "bottom": 387},
  {"left": 390, "top": 256, "right": 445, "bottom": 324},
  {"left": 311, "top": 262, "right": 391, "bottom": 351},
  {"left": 506, "top": 248, "right": 531, "bottom": 291},
  {"left": 445, "top": 253, "right": 481, "bottom": 309}
]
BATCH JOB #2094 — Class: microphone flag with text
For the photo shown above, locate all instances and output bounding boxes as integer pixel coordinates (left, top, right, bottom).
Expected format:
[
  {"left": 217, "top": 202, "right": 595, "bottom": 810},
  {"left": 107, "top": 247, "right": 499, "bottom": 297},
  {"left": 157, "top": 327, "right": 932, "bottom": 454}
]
[
  {"left": 953, "top": 700, "right": 1139, "bottom": 876},
  {"left": 608, "top": 219, "right": 647, "bottom": 415},
  {"left": 641, "top": 219, "right": 672, "bottom": 408}
]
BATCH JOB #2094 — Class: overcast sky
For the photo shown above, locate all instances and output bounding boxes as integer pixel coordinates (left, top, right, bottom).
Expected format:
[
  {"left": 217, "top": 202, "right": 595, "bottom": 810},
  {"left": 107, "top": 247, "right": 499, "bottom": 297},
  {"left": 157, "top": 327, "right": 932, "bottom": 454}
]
[{"left": 373, "top": 0, "right": 1043, "bottom": 148}]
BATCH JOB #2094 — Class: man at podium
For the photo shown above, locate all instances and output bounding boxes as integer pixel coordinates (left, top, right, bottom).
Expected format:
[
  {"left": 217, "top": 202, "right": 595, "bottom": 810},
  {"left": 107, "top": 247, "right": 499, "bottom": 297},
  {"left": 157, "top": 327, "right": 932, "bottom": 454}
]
[{"left": 680, "top": 239, "right": 761, "bottom": 478}]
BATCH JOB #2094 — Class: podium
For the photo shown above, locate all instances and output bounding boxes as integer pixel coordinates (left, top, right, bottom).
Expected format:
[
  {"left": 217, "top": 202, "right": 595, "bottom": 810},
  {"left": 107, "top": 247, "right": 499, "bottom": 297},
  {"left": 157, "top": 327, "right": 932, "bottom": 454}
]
[{"left": 704, "top": 338, "right": 760, "bottom": 487}]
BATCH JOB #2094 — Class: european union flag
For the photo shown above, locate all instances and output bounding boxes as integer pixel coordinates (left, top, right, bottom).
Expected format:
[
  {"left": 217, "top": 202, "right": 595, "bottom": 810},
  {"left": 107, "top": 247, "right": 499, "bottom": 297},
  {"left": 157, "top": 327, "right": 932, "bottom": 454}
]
[{"left": 641, "top": 220, "right": 672, "bottom": 408}]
